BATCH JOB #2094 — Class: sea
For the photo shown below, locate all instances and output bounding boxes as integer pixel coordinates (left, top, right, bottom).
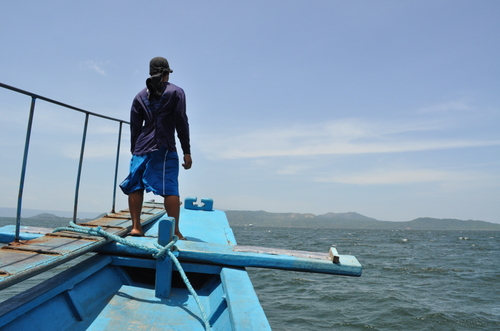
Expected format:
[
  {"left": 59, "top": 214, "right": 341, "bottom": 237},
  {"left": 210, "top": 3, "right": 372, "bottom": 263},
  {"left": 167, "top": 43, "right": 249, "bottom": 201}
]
[
  {"left": 1, "top": 223, "right": 499, "bottom": 330},
  {"left": 232, "top": 226, "right": 500, "bottom": 331}
]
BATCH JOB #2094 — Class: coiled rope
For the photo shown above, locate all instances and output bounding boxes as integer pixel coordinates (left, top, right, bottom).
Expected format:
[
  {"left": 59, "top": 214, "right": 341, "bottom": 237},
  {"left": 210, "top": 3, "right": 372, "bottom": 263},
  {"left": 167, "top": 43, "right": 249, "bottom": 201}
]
[{"left": 53, "top": 221, "right": 211, "bottom": 331}]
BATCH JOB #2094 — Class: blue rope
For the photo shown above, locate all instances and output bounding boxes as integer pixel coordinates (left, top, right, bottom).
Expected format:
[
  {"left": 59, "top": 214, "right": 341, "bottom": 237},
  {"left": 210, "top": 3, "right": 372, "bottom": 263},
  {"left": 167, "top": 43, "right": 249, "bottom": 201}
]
[{"left": 53, "top": 221, "right": 212, "bottom": 330}]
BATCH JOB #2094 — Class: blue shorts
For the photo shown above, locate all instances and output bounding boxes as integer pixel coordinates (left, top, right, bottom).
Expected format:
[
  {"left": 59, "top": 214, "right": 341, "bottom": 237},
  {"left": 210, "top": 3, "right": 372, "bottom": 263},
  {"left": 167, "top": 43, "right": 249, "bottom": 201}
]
[{"left": 119, "top": 148, "right": 179, "bottom": 196}]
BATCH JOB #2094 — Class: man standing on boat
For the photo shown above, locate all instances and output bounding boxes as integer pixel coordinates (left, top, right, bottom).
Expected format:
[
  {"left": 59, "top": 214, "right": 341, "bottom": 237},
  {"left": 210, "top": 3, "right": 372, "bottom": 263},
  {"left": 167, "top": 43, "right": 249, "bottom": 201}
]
[{"left": 120, "top": 57, "right": 192, "bottom": 239}]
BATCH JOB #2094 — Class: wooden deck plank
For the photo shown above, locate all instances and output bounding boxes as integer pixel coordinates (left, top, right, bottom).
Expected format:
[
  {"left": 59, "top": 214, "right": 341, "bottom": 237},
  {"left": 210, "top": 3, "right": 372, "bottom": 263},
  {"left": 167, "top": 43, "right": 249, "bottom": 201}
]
[
  {"left": 0, "top": 202, "right": 165, "bottom": 290},
  {"left": 0, "top": 250, "right": 55, "bottom": 276}
]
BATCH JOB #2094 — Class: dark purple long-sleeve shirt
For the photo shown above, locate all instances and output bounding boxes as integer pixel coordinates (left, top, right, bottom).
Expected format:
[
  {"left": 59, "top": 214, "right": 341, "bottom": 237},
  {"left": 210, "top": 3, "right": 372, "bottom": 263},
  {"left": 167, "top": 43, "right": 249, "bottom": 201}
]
[{"left": 129, "top": 82, "right": 190, "bottom": 156}]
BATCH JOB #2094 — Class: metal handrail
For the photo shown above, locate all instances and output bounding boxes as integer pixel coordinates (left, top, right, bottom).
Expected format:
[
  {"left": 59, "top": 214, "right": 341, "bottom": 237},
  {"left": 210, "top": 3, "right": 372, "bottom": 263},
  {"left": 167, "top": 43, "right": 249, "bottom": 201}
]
[{"left": 0, "top": 82, "right": 129, "bottom": 241}]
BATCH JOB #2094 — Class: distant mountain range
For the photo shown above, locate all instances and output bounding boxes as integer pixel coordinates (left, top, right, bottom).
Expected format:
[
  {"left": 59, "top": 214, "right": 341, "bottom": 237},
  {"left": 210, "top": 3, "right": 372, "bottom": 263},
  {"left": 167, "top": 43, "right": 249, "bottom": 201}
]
[
  {"left": 1, "top": 209, "right": 499, "bottom": 231},
  {"left": 225, "top": 210, "right": 500, "bottom": 231},
  {"left": 0, "top": 207, "right": 100, "bottom": 219},
  {"left": 0, "top": 213, "right": 101, "bottom": 229}
]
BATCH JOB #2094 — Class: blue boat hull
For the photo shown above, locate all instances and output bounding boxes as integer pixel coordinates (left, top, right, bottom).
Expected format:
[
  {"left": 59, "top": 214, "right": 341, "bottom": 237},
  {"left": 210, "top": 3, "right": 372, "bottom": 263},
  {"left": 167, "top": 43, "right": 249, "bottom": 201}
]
[
  {"left": 0, "top": 199, "right": 361, "bottom": 330},
  {"left": 0, "top": 202, "right": 272, "bottom": 330},
  {"left": 0, "top": 254, "right": 270, "bottom": 330}
]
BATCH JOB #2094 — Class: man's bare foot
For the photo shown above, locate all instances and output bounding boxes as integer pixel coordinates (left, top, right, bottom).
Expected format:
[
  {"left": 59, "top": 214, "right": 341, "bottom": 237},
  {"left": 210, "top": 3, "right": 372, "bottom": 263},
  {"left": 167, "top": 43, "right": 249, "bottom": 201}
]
[
  {"left": 129, "top": 228, "right": 144, "bottom": 237},
  {"left": 175, "top": 232, "right": 186, "bottom": 240}
]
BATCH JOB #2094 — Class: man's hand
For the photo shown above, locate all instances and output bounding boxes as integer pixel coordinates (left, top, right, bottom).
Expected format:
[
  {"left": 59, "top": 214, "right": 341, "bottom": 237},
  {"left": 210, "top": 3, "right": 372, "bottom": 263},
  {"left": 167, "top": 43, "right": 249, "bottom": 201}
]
[{"left": 182, "top": 154, "right": 192, "bottom": 169}]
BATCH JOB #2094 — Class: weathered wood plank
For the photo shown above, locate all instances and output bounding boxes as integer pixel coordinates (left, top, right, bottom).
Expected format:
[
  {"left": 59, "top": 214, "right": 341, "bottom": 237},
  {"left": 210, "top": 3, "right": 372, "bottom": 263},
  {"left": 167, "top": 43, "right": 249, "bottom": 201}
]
[{"left": 0, "top": 203, "right": 165, "bottom": 290}]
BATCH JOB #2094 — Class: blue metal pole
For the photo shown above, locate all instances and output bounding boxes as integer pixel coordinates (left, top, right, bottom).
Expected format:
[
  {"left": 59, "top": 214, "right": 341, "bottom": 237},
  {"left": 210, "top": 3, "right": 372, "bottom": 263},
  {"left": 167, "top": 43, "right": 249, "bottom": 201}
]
[
  {"left": 111, "top": 121, "right": 123, "bottom": 213},
  {"left": 15, "top": 97, "right": 37, "bottom": 242},
  {"left": 73, "top": 113, "right": 89, "bottom": 223}
]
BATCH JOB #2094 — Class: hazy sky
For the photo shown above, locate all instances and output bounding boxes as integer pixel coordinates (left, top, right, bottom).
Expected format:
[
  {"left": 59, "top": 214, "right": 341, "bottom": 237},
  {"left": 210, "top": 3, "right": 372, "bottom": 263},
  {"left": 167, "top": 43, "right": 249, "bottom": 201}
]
[{"left": 1, "top": 1, "right": 499, "bottom": 223}]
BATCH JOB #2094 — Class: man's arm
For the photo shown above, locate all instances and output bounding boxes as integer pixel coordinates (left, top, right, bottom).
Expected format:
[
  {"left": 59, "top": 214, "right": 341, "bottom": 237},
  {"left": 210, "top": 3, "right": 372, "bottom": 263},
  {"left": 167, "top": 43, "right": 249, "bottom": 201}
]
[
  {"left": 129, "top": 97, "right": 144, "bottom": 153},
  {"left": 174, "top": 89, "right": 191, "bottom": 156}
]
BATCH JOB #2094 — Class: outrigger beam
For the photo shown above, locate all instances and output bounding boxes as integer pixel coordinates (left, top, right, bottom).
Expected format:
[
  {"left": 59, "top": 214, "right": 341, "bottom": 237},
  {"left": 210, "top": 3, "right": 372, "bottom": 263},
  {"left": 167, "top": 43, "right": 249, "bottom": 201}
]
[{"left": 98, "top": 239, "right": 362, "bottom": 277}]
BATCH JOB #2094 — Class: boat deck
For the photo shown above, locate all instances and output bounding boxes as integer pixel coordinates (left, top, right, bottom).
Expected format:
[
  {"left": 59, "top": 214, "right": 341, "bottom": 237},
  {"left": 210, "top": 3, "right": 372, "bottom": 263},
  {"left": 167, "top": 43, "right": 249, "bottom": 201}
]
[
  {"left": 0, "top": 201, "right": 166, "bottom": 290},
  {"left": 0, "top": 199, "right": 272, "bottom": 330}
]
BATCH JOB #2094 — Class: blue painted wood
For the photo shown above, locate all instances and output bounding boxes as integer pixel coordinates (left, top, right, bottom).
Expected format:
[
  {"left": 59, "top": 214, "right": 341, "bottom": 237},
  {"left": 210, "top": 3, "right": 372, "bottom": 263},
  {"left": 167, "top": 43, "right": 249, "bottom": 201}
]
[
  {"left": 178, "top": 207, "right": 236, "bottom": 245},
  {"left": 221, "top": 267, "right": 272, "bottom": 330},
  {"left": 155, "top": 217, "right": 175, "bottom": 298},
  {"left": 0, "top": 225, "right": 51, "bottom": 243},
  {"left": 64, "top": 289, "right": 85, "bottom": 321},
  {"left": 0, "top": 255, "right": 114, "bottom": 329},
  {"left": 98, "top": 239, "right": 362, "bottom": 276},
  {"left": 184, "top": 197, "right": 214, "bottom": 211}
]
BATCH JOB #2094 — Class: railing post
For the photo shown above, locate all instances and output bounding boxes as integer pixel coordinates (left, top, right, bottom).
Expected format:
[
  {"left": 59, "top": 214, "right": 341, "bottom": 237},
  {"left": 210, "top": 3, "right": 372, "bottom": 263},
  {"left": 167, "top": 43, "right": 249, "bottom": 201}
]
[
  {"left": 15, "top": 96, "right": 37, "bottom": 242},
  {"left": 73, "top": 113, "right": 89, "bottom": 223},
  {"left": 111, "top": 121, "right": 123, "bottom": 213}
]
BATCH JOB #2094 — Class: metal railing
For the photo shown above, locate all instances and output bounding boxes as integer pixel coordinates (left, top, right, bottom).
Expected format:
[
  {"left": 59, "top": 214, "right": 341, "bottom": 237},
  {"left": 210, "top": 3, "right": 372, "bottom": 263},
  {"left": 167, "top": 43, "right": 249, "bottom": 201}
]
[{"left": 0, "top": 82, "right": 129, "bottom": 242}]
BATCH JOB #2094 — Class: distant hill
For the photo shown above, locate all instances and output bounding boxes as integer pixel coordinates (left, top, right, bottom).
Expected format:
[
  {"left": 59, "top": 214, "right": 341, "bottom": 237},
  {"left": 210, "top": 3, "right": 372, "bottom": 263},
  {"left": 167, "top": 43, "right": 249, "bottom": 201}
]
[
  {"left": 225, "top": 210, "right": 500, "bottom": 231},
  {"left": 0, "top": 213, "right": 99, "bottom": 229},
  {"left": 0, "top": 207, "right": 100, "bottom": 219},
  {"left": 403, "top": 217, "right": 500, "bottom": 231},
  {"left": 2, "top": 210, "right": 499, "bottom": 232}
]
